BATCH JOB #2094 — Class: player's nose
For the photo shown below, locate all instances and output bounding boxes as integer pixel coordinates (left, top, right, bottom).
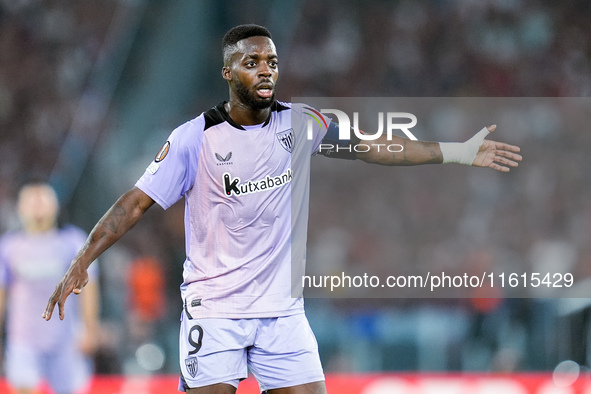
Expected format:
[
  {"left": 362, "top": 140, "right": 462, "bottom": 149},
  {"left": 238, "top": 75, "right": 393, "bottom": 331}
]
[{"left": 257, "top": 62, "right": 273, "bottom": 77}]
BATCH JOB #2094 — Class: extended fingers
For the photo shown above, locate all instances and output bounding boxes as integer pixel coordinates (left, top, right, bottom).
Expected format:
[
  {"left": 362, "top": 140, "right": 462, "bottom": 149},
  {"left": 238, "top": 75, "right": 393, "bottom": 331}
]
[
  {"left": 58, "top": 297, "right": 66, "bottom": 320},
  {"left": 493, "top": 141, "right": 522, "bottom": 154},
  {"left": 483, "top": 140, "right": 522, "bottom": 172},
  {"left": 42, "top": 289, "right": 60, "bottom": 320},
  {"left": 497, "top": 150, "right": 522, "bottom": 164},
  {"left": 489, "top": 151, "right": 521, "bottom": 172},
  {"left": 490, "top": 162, "right": 511, "bottom": 172},
  {"left": 494, "top": 156, "right": 519, "bottom": 170},
  {"left": 42, "top": 299, "right": 56, "bottom": 320},
  {"left": 42, "top": 282, "right": 77, "bottom": 321}
]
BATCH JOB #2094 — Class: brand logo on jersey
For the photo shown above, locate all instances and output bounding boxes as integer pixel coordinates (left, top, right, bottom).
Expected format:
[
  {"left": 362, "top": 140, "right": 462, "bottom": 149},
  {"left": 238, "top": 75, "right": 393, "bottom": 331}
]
[
  {"left": 185, "top": 357, "right": 198, "bottom": 378},
  {"left": 223, "top": 169, "right": 293, "bottom": 197},
  {"left": 215, "top": 152, "right": 233, "bottom": 166},
  {"left": 276, "top": 128, "right": 295, "bottom": 153},
  {"left": 155, "top": 141, "right": 170, "bottom": 162}
]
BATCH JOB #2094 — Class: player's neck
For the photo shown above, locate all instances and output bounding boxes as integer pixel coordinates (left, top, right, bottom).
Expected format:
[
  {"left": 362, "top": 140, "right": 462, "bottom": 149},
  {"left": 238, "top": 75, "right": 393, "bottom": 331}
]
[
  {"left": 23, "top": 220, "right": 56, "bottom": 234},
  {"left": 225, "top": 100, "right": 271, "bottom": 126}
]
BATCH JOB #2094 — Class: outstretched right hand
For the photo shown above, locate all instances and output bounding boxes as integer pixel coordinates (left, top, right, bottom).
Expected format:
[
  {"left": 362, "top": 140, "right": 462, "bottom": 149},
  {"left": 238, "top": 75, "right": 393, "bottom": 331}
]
[{"left": 42, "top": 263, "right": 89, "bottom": 321}]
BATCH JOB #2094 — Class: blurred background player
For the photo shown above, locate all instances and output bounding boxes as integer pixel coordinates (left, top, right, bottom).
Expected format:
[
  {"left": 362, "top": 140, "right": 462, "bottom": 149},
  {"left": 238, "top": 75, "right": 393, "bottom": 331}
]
[{"left": 0, "top": 181, "right": 99, "bottom": 394}]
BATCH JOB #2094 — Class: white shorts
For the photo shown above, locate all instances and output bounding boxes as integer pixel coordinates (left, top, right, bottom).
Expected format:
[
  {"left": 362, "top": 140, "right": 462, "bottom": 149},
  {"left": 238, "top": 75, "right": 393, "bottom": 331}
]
[
  {"left": 178, "top": 312, "right": 325, "bottom": 392},
  {"left": 5, "top": 341, "right": 91, "bottom": 393}
]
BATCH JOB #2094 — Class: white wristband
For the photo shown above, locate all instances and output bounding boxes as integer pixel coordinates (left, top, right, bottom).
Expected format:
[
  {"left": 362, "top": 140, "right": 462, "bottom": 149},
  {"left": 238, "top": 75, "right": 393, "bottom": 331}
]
[{"left": 440, "top": 127, "right": 490, "bottom": 165}]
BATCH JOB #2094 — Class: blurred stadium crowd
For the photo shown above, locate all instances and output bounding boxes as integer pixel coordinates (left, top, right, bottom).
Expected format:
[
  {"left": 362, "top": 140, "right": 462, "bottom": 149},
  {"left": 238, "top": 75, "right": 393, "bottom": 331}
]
[{"left": 1, "top": 0, "right": 590, "bottom": 378}]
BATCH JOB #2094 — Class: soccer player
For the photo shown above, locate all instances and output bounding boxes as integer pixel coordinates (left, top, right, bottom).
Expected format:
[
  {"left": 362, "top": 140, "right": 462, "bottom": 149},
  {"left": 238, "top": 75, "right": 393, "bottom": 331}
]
[
  {"left": 0, "top": 181, "right": 99, "bottom": 394},
  {"left": 42, "top": 24, "right": 521, "bottom": 393}
]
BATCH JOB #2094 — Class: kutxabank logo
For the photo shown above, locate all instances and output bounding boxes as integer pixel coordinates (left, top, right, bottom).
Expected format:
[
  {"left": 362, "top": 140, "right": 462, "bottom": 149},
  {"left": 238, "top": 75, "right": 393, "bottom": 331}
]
[{"left": 223, "top": 169, "right": 293, "bottom": 197}]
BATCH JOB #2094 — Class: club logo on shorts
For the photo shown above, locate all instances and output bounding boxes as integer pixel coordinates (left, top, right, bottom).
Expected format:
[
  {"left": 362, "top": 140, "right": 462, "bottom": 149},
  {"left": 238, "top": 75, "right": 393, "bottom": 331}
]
[
  {"left": 185, "top": 357, "right": 198, "bottom": 378},
  {"left": 155, "top": 141, "right": 170, "bottom": 162},
  {"left": 276, "top": 128, "right": 294, "bottom": 153}
]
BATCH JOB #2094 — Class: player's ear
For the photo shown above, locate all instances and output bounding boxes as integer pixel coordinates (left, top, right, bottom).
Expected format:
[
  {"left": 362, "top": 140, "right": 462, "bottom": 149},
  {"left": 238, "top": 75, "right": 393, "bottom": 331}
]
[{"left": 222, "top": 66, "right": 232, "bottom": 81}]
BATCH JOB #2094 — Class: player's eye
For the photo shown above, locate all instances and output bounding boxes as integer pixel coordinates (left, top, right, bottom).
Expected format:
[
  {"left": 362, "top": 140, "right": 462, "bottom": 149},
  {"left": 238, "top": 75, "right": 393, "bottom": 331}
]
[
  {"left": 269, "top": 60, "right": 278, "bottom": 68},
  {"left": 245, "top": 61, "right": 257, "bottom": 68}
]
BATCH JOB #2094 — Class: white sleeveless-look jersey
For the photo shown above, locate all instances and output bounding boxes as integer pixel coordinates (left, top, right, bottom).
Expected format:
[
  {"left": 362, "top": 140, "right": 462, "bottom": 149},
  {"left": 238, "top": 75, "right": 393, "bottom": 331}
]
[{"left": 136, "top": 101, "right": 339, "bottom": 319}]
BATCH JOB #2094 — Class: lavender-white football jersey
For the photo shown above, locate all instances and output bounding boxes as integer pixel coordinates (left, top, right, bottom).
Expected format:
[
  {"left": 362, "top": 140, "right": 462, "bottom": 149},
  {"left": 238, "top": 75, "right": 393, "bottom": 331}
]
[
  {"left": 136, "top": 101, "right": 333, "bottom": 318},
  {"left": 0, "top": 226, "right": 97, "bottom": 350}
]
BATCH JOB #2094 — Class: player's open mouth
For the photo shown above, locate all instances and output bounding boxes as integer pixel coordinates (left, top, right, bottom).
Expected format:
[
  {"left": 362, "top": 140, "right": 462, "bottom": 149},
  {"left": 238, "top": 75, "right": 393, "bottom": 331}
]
[
  {"left": 256, "top": 88, "right": 273, "bottom": 98},
  {"left": 256, "top": 83, "right": 274, "bottom": 98}
]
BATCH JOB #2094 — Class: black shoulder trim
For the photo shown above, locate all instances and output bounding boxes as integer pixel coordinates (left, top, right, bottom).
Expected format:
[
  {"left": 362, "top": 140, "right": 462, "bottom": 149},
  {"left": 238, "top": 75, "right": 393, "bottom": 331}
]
[
  {"left": 204, "top": 101, "right": 289, "bottom": 130},
  {"left": 261, "top": 101, "right": 289, "bottom": 127},
  {"left": 204, "top": 102, "right": 246, "bottom": 131},
  {"left": 274, "top": 101, "right": 290, "bottom": 112}
]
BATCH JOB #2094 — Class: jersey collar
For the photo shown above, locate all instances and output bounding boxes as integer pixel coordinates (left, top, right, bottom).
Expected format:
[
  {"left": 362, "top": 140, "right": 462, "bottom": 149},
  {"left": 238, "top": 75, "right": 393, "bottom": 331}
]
[{"left": 216, "top": 101, "right": 279, "bottom": 130}]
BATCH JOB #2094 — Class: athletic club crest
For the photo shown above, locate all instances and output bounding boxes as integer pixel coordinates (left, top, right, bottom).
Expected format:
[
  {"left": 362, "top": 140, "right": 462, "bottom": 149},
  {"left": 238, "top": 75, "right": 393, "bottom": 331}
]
[
  {"left": 185, "top": 357, "right": 198, "bottom": 378},
  {"left": 276, "top": 128, "right": 294, "bottom": 153}
]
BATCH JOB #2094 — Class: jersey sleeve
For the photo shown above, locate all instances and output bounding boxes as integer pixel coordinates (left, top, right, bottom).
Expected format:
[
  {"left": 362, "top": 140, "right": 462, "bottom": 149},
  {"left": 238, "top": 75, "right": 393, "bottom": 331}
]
[
  {"left": 135, "top": 119, "right": 203, "bottom": 209},
  {"left": 0, "top": 235, "right": 10, "bottom": 287}
]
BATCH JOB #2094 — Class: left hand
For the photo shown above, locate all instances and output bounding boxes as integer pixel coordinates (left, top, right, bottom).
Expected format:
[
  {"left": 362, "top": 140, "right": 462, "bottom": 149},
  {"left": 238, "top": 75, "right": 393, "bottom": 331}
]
[{"left": 472, "top": 125, "right": 522, "bottom": 172}]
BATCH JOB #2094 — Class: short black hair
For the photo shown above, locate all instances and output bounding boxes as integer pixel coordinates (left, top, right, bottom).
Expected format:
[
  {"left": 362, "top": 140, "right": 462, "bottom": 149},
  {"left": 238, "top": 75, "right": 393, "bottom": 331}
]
[{"left": 222, "top": 24, "right": 272, "bottom": 65}]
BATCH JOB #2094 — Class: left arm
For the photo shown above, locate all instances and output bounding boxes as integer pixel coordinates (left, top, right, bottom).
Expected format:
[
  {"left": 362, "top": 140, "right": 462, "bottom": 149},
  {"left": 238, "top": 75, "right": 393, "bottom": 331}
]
[{"left": 355, "top": 125, "right": 522, "bottom": 172}]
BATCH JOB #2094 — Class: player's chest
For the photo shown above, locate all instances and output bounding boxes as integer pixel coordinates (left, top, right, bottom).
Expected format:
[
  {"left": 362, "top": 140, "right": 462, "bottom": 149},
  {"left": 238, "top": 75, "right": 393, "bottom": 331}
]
[
  {"left": 200, "top": 126, "right": 294, "bottom": 179},
  {"left": 8, "top": 237, "right": 70, "bottom": 280}
]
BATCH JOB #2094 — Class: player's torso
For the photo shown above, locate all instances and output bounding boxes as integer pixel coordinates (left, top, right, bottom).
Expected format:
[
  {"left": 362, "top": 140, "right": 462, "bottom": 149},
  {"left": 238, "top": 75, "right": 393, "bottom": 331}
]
[
  {"left": 3, "top": 230, "right": 75, "bottom": 284},
  {"left": 180, "top": 104, "right": 302, "bottom": 317},
  {"left": 0, "top": 229, "right": 81, "bottom": 346}
]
